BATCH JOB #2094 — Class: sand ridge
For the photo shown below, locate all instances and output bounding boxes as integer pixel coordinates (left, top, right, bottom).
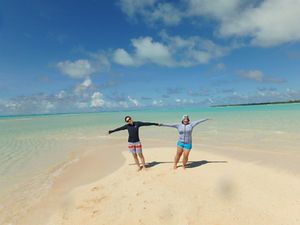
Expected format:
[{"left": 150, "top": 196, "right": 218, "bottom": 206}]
[{"left": 47, "top": 147, "right": 300, "bottom": 225}]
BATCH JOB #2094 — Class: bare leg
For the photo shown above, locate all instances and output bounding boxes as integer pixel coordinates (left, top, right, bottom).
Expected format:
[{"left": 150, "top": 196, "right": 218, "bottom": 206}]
[
  {"left": 182, "top": 150, "right": 191, "bottom": 169},
  {"left": 174, "top": 147, "right": 184, "bottom": 169},
  {"left": 132, "top": 153, "right": 142, "bottom": 171},
  {"left": 138, "top": 152, "right": 146, "bottom": 170}
]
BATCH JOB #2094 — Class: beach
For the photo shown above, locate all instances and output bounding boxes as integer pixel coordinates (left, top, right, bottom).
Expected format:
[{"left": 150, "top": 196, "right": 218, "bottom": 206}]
[
  {"left": 1, "top": 104, "right": 300, "bottom": 225},
  {"left": 35, "top": 144, "right": 300, "bottom": 225}
]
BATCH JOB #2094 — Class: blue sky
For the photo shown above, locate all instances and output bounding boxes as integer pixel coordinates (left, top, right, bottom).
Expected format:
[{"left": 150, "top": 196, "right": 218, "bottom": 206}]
[{"left": 1, "top": 0, "right": 300, "bottom": 115}]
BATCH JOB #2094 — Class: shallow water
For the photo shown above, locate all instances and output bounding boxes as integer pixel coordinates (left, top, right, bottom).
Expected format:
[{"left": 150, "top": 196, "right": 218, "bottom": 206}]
[{"left": 0, "top": 104, "right": 300, "bottom": 223}]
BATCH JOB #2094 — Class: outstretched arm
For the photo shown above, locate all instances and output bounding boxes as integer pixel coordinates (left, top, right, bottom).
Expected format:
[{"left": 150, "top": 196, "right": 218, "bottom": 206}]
[
  {"left": 108, "top": 125, "right": 127, "bottom": 134},
  {"left": 137, "top": 121, "right": 159, "bottom": 126},
  {"left": 190, "top": 118, "right": 210, "bottom": 127},
  {"left": 161, "top": 123, "right": 179, "bottom": 128}
]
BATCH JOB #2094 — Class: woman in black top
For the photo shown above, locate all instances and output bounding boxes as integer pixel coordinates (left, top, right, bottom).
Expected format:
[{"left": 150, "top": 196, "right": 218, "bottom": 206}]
[{"left": 108, "top": 116, "right": 159, "bottom": 171}]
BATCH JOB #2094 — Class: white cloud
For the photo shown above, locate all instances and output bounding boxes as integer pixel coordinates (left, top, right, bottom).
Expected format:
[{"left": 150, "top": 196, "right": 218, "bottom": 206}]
[
  {"left": 128, "top": 96, "right": 139, "bottom": 106},
  {"left": 218, "top": 0, "right": 300, "bottom": 46},
  {"left": 114, "top": 36, "right": 175, "bottom": 67},
  {"left": 82, "top": 78, "right": 92, "bottom": 87},
  {"left": 113, "top": 48, "right": 136, "bottom": 66},
  {"left": 119, "top": 0, "right": 300, "bottom": 47},
  {"left": 148, "top": 3, "right": 183, "bottom": 25},
  {"left": 133, "top": 37, "right": 174, "bottom": 66},
  {"left": 57, "top": 59, "right": 95, "bottom": 79},
  {"left": 74, "top": 78, "right": 93, "bottom": 94},
  {"left": 152, "top": 99, "right": 163, "bottom": 106},
  {"left": 187, "top": 0, "right": 241, "bottom": 19},
  {"left": 90, "top": 92, "right": 105, "bottom": 108},
  {"left": 160, "top": 32, "right": 231, "bottom": 66},
  {"left": 56, "top": 90, "right": 67, "bottom": 99},
  {"left": 119, "top": 0, "right": 157, "bottom": 18},
  {"left": 119, "top": 0, "right": 182, "bottom": 26},
  {"left": 114, "top": 34, "right": 230, "bottom": 67},
  {"left": 187, "top": 0, "right": 300, "bottom": 46},
  {"left": 43, "top": 101, "right": 55, "bottom": 112}
]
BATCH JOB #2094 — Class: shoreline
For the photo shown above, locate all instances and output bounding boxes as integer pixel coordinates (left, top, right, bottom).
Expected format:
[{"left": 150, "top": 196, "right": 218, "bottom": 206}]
[
  {"left": 2, "top": 137, "right": 125, "bottom": 225},
  {"left": 2, "top": 135, "right": 300, "bottom": 224}
]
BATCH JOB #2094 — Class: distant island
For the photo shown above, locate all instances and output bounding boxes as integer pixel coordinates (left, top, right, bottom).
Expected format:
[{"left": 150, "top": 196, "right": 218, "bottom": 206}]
[{"left": 212, "top": 100, "right": 300, "bottom": 107}]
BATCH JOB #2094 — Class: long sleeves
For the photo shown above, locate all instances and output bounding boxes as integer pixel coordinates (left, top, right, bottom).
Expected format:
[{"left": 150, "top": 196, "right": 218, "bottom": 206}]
[
  {"left": 161, "top": 119, "right": 210, "bottom": 144},
  {"left": 109, "top": 125, "right": 127, "bottom": 134},
  {"left": 190, "top": 118, "right": 209, "bottom": 128},
  {"left": 161, "top": 123, "right": 179, "bottom": 128},
  {"left": 137, "top": 121, "right": 159, "bottom": 126},
  {"left": 109, "top": 121, "right": 159, "bottom": 142}
]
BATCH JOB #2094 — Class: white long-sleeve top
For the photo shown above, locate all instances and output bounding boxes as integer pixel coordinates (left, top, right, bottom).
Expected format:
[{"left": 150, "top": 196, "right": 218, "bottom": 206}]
[{"left": 162, "top": 119, "right": 208, "bottom": 144}]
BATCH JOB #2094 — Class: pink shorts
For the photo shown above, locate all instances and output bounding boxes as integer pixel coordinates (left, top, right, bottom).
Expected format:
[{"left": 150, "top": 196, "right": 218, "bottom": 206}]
[{"left": 128, "top": 142, "right": 142, "bottom": 154}]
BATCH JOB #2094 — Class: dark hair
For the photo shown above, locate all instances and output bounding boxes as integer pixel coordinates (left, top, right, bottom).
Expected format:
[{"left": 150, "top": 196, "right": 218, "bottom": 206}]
[
  {"left": 124, "top": 115, "right": 131, "bottom": 122},
  {"left": 181, "top": 116, "right": 190, "bottom": 124}
]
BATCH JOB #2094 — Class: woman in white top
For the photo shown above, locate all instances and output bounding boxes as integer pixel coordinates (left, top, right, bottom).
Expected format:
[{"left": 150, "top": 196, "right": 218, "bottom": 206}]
[{"left": 162, "top": 115, "right": 209, "bottom": 169}]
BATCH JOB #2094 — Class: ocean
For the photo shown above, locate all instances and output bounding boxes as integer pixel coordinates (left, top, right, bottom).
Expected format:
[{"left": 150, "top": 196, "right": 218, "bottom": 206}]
[{"left": 1, "top": 103, "right": 300, "bottom": 223}]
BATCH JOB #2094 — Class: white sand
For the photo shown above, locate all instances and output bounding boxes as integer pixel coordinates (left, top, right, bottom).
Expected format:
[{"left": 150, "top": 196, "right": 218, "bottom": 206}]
[{"left": 45, "top": 147, "right": 300, "bottom": 225}]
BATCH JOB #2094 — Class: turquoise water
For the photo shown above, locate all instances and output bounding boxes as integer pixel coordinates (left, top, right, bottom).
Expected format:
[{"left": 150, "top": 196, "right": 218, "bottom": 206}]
[{"left": 1, "top": 103, "right": 300, "bottom": 223}]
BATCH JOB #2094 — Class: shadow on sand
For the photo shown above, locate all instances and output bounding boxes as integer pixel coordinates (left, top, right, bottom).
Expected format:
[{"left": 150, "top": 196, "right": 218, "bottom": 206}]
[
  {"left": 129, "top": 160, "right": 227, "bottom": 168},
  {"left": 183, "top": 160, "right": 227, "bottom": 168}
]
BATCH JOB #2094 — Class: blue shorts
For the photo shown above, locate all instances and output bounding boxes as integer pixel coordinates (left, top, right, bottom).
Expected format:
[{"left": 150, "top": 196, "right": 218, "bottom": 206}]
[{"left": 177, "top": 141, "right": 192, "bottom": 151}]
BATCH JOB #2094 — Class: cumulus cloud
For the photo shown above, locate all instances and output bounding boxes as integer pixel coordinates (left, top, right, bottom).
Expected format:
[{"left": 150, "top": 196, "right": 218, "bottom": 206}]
[
  {"left": 56, "top": 52, "right": 110, "bottom": 79},
  {"left": 133, "top": 37, "right": 174, "bottom": 66},
  {"left": 119, "top": 0, "right": 183, "bottom": 25},
  {"left": 192, "top": 0, "right": 300, "bottom": 46},
  {"left": 148, "top": 3, "right": 183, "bottom": 25},
  {"left": 74, "top": 78, "right": 93, "bottom": 94},
  {"left": 217, "top": 0, "right": 300, "bottom": 46},
  {"left": 90, "top": 92, "right": 105, "bottom": 108},
  {"left": 113, "top": 48, "right": 136, "bottom": 66},
  {"left": 161, "top": 32, "right": 231, "bottom": 66},
  {"left": 113, "top": 36, "right": 175, "bottom": 67},
  {"left": 57, "top": 59, "right": 96, "bottom": 79},
  {"left": 152, "top": 99, "right": 163, "bottom": 106},
  {"left": 113, "top": 34, "right": 230, "bottom": 67},
  {"left": 119, "top": 0, "right": 157, "bottom": 18},
  {"left": 186, "top": 0, "right": 242, "bottom": 19},
  {"left": 119, "top": 0, "right": 300, "bottom": 47}
]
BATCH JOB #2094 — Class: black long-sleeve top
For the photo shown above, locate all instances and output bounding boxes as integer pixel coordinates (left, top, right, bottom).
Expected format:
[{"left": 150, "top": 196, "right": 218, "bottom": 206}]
[{"left": 109, "top": 121, "right": 159, "bottom": 142}]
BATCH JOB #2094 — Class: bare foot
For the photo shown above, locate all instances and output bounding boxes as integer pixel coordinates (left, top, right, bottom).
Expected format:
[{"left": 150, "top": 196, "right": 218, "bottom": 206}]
[
  {"left": 137, "top": 166, "right": 143, "bottom": 171},
  {"left": 173, "top": 165, "right": 178, "bottom": 170}
]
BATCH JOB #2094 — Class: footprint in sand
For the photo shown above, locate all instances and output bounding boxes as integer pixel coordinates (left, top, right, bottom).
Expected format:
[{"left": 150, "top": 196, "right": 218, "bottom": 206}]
[
  {"left": 90, "top": 186, "right": 103, "bottom": 192},
  {"left": 128, "top": 203, "right": 133, "bottom": 212},
  {"left": 88, "top": 196, "right": 107, "bottom": 204},
  {"left": 76, "top": 196, "right": 107, "bottom": 212},
  {"left": 62, "top": 212, "right": 69, "bottom": 221},
  {"left": 135, "top": 191, "right": 143, "bottom": 196},
  {"left": 92, "top": 210, "right": 100, "bottom": 217}
]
